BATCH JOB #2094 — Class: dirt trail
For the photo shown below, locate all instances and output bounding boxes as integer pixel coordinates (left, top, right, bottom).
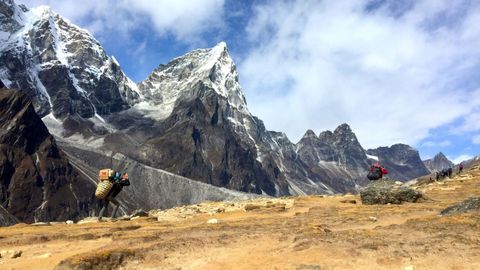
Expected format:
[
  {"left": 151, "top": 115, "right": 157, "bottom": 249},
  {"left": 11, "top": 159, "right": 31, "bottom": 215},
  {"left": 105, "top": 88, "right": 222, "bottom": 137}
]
[{"left": 1, "top": 170, "right": 480, "bottom": 270}]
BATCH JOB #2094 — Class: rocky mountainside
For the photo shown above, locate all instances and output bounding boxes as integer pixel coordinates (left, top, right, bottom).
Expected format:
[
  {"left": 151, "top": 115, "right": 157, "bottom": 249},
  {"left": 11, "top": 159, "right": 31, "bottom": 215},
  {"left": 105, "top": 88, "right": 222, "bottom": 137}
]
[
  {"left": 367, "top": 144, "right": 430, "bottom": 181},
  {"left": 0, "top": 88, "right": 93, "bottom": 223},
  {"left": 0, "top": 0, "right": 432, "bottom": 200},
  {"left": 0, "top": 0, "right": 140, "bottom": 121},
  {"left": 423, "top": 152, "right": 454, "bottom": 172}
]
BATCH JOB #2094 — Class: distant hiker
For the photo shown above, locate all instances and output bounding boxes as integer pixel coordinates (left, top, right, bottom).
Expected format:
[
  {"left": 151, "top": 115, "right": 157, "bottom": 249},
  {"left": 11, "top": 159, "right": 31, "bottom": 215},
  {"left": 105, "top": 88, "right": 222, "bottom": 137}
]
[
  {"left": 440, "top": 169, "right": 447, "bottom": 179},
  {"left": 435, "top": 171, "right": 440, "bottom": 181},
  {"left": 459, "top": 163, "right": 464, "bottom": 173},
  {"left": 96, "top": 169, "right": 130, "bottom": 221},
  {"left": 367, "top": 162, "right": 388, "bottom": 180},
  {"left": 447, "top": 167, "right": 453, "bottom": 178}
]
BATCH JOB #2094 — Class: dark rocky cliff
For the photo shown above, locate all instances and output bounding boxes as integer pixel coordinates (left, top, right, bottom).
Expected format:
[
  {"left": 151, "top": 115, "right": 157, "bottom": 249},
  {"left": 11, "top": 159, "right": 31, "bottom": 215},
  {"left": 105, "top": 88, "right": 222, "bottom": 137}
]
[{"left": 0, "top": 88, "right": 94, "bottom": 222}]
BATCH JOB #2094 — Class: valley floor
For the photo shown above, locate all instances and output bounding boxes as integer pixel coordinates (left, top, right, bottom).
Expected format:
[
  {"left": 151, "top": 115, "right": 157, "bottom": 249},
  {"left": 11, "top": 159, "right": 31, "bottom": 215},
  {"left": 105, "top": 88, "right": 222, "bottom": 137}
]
[{"left": 1, "top": 169, "right": 480, "bottom": 270}]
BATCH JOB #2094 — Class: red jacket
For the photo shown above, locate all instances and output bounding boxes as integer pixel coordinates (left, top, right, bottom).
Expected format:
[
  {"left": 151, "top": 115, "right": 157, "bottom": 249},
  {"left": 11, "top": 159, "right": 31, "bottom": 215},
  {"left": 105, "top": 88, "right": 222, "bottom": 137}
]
[{"left": 371, "top": 163, "right": 388, "bottom": 175}]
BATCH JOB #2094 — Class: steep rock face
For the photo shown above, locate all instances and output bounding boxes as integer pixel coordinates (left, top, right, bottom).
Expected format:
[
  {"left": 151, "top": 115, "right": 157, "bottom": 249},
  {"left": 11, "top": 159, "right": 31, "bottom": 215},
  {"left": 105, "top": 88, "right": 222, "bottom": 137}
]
[
  {"left": 0, "top": 88, "right": 93, "bottom": 222},
  {"left": 367, "top": 144, "right": 430, "bottom": 181},
  {"left": 295, "top": 124, "right": 370, "bottom": 192},
  {"left": 0, "top": 1, "right": 140, "bottom": 119},
  {"left": 423, "top": 152, "right": 454, "bottom": 172}
]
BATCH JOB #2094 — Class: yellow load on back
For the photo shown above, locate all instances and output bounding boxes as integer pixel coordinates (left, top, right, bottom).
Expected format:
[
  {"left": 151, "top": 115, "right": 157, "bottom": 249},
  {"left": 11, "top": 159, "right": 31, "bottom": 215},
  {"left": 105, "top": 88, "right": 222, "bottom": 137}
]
[{"left": 95, "top": 169, "right": 115, "bottom": 199}]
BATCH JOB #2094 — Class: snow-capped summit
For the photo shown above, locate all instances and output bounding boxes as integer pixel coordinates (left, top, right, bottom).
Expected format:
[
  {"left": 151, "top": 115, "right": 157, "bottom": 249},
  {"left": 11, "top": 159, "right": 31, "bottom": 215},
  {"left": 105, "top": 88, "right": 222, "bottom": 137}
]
[
  {"left": 0, "top": 0, "right": 140, "bottom": 119},
  {"left": 137, "top": 41, "right": 248, "bottom": 121}
]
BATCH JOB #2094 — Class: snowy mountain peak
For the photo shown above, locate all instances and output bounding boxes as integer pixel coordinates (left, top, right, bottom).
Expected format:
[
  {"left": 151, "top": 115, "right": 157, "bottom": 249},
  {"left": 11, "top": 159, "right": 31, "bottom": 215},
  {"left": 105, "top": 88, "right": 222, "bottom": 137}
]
[
  {"left": 137, "top": 41, "right": 248, "bottom": 120},
  {"left": 0, "top": 0, "right": 140, "bottom": 119},
  {"left": 31, "top": 5, "right": 53, "bottom": 17}
]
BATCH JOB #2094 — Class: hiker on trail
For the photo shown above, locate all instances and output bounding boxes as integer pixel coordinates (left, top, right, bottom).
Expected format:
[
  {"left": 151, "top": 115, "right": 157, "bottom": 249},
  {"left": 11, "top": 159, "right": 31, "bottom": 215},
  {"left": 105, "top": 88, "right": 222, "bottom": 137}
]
[
  {"left": 367, "top": 162, "right": 388, "bottom": 180},
  {"left": 447, "top": 167, "right": 453, "bottom": 178},
  {"left": 97, "top": 170, "right": 130, "bottom": 221},
  {"left": 459, "top": 163, "right": 464, "bottom": 173},
  {"left": 440, "top": 169, "right": 447, "bottom": 179},
  {"left": 435, "top": 171, "right": 440, "bottom": 181}
]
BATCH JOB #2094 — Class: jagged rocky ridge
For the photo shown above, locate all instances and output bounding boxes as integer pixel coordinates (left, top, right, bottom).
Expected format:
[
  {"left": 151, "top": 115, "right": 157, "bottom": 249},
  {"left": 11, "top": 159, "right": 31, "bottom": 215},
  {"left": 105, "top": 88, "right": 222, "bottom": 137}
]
[
  {"left": 0, "top": 0, "right": 431, "bottom": 200},
  {"left": 423, "top": 152, "right": 454, "bottom": 173}
]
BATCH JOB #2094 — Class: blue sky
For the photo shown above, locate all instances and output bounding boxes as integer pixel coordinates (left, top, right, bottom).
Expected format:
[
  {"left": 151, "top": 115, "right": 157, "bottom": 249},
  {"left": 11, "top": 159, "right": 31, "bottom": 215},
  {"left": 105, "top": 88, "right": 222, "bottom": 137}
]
[{"left": 18, "top": 0, "right": 480, "bottom": 163}]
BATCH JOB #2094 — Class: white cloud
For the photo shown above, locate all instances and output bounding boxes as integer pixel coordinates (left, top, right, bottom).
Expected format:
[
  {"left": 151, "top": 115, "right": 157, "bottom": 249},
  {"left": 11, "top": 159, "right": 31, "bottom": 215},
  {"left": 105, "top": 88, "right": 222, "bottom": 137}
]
[
  {"left": 449, "top": 154, "right": 473, "bottom": 164},
  {"left": 454, "top": 111, "right": 480, "bottom": 134},
  {"left": 422, "top": 140, "right": 451, "bottom": 147},
  {"left": 17, "top": 0, "right": 225, "bottom": 43},
  {"left": 473, "top": 135, "right": 480, "bottom": 144},
  {"left": 239, "top": 0, "right": 480, "bottom": 147}
]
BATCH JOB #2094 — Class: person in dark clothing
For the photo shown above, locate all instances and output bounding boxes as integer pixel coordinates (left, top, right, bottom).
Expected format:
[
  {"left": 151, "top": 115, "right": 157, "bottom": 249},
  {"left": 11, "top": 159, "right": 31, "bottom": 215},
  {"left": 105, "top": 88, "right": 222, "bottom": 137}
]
[
  {"left": 98, "top": 172, "right": 130, "bottom": 221},
  {"left": 435, "top": 171, "right": 440, "bottom": 181},
  {"left": 447, "top": 167, "right": 453, "bottom": 178},
  {"left": 459, "top": 163, "right": 464, "bottom": 173}
]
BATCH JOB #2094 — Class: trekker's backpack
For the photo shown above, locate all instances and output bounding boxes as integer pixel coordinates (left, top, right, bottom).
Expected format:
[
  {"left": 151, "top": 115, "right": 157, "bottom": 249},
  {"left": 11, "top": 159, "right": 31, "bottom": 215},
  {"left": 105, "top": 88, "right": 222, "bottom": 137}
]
[
  {"left": 367, "top": 167, "right": 382, "bottom": 180},
  {"left": 95, "top": 169, "right": 115, "bottom": 199}
]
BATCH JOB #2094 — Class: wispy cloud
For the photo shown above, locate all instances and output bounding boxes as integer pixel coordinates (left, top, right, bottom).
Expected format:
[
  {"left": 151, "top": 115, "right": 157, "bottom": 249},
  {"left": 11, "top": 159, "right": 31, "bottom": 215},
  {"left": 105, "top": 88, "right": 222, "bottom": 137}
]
[
  {"left": 449, "top": 154, "right": 473, "bottom": 164},
  {"left": 422, "top": 140, "right": 451, "bottom": 147},
  {"left": 17, "top": 0, "right": 226, "bottom": 44},
  {"left": 473, "top": 135, "right": 480, "bottom": 144},
  {"left": 239, "top": 0, "right": 480, "bottom": 147}
]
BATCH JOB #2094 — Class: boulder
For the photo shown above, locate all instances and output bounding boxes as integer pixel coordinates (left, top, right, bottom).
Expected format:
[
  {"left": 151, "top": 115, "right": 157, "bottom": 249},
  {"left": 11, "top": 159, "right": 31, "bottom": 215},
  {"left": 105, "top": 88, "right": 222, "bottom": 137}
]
[
  {"left": 360, "top": 179, "right": 423, "bottom": 205},
  {"left": 440, "top": 197, "right": 480, "bottom": 216}
]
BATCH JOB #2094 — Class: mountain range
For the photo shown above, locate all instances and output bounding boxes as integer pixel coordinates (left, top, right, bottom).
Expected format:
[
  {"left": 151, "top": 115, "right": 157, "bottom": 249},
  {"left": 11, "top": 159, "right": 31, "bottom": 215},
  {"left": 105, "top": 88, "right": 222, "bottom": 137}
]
[{"left": 1, "top": 0, "right": 435, "bottom": 222}]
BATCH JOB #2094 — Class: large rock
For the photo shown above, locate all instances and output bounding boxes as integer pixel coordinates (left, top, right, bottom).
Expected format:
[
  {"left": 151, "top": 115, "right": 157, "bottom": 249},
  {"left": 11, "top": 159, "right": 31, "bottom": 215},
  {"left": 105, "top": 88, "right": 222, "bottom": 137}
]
[
  {"left": 440, "top": 197, "right": 480, "bottom": 216},
  {"left": 360, "top": 179, "right": 423, "bottom": 205}
]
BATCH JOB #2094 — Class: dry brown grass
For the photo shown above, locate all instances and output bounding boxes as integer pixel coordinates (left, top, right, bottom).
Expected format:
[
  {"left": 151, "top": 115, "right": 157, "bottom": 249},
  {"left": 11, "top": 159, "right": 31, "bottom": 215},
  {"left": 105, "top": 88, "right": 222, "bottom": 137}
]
[{"left": 0, "top": 168, "right": 479, "bottom": 270}]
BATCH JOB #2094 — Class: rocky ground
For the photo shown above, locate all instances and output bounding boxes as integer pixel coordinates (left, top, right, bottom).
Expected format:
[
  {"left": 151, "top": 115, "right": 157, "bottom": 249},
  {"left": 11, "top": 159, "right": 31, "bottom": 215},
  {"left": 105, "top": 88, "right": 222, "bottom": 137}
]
[{"left": 0, "top": 167, "right": 479, "bottom": 270}]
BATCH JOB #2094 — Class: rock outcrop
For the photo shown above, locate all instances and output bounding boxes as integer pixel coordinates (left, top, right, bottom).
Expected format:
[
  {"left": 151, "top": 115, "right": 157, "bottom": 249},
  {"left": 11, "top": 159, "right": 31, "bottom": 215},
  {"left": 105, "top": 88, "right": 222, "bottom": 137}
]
[
  {"left": 440, "top": 197, "right": 480, "bottom": 215},
  {"left": 0, "top": 89, "right": 93, "bottom": 222},
  {"left": 360, "top": 179, "right": 423, "bottom": 204}
]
